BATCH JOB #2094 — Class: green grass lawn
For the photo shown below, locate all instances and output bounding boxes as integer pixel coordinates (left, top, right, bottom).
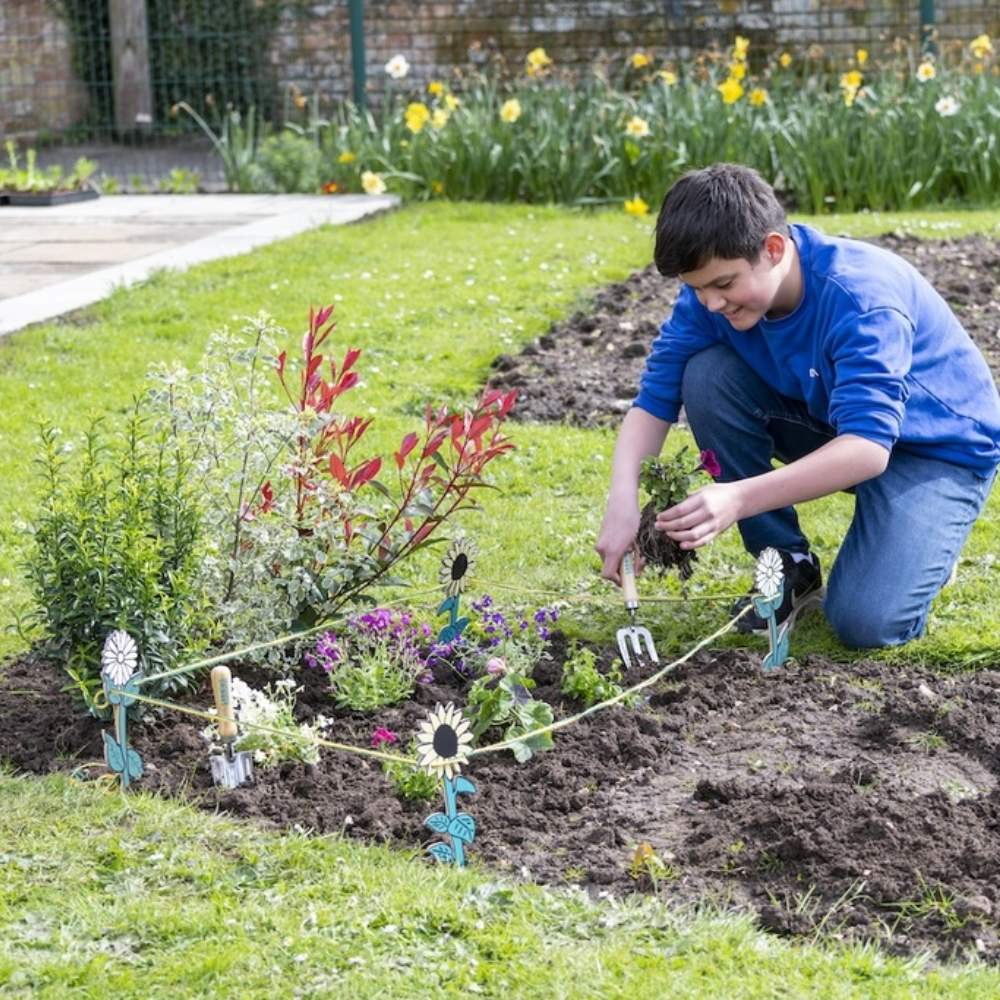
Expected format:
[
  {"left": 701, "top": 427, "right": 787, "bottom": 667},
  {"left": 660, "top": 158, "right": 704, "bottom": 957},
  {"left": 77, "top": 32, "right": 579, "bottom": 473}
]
[{"left": 2, "top": 202, "right": 1000, "bottom": 996}]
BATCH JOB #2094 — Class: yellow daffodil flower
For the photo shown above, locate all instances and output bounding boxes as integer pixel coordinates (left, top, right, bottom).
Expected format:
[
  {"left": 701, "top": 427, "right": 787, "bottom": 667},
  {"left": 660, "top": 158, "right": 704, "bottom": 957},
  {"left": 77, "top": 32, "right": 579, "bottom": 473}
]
[
  {"left": 730, "top": 61, "right": 747, "bottom": 80},
  {"left": 625, "top": 115, "right": 650, "bottom": 138},
  {"left": 338, "top": 151, "right": 356, "bottom": 164},
  {"left": 840, "top": 70, "right": 862, "bottom": 90},
  {"left": 733, "top": 36, "right": 750, "bottom": 61},
  {"left": 779, "top": 52, "right": 792, "bottom": 68},
  {"left": 749, "top": 87, "right": 768, "bottom": 106},
  {"left": 658, "top": 69, "right": 678, "bottom": 85},
  {"left": 718, "top": 77, "right": 744, "bottom": 104},
  {"left": 856, "top": 48, "right": 868, "bottom": 66},
  {"left": 361, "top": 171, "right": 387, "bottom": 196},
  {"left": 631, "top": 52, "right": 650, "bottom": 69},
  {"left": 624, "top": 195, "right": 649, "bottom": 217},
  {"left": 432, "top": 108, "right": 449, "bottom": 129},
  {"left": 405, "top": 102, "right": 431, "bottom": 133},
  {"left": 501, "top": 98, "right": 522, "bottom": 123},
  {"left": 428, "top": 80, "right": 444, "bottom": 96},
  {"left": 526, "top": 47, "right": 553, "bottom": 76},
  {"left": 970, "top": 34, "right": 993, "bottom": 60},
  {"left": 445, "top": 94, "right": 460, "bottom": 111}
]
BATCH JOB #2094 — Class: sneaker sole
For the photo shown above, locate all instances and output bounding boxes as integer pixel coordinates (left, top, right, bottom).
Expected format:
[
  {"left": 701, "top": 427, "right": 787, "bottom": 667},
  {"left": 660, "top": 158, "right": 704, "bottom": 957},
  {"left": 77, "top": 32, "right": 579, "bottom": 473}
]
[{"left": 741, "top": 586, "right": 826, "bottom": 637}]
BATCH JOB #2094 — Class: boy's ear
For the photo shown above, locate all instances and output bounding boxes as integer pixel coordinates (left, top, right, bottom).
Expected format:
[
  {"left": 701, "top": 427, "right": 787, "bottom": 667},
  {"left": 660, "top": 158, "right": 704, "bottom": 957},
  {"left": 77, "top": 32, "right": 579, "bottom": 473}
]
[{"left": 762, "top": 231, "right": 787, "bottom": 264}]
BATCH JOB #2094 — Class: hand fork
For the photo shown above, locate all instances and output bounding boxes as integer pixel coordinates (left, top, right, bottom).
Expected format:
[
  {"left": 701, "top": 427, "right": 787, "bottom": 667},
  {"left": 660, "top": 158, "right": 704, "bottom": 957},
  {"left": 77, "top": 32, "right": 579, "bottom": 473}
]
[{"left": 616, "top": 551, "right": 659, "bottom": 669}]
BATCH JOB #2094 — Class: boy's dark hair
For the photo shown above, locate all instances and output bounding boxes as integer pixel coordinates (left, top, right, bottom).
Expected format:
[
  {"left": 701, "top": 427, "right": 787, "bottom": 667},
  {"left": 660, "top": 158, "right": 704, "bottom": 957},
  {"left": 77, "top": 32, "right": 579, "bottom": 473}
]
[{"left": 653, "top": 163, "right": 789, "bottom": 277}]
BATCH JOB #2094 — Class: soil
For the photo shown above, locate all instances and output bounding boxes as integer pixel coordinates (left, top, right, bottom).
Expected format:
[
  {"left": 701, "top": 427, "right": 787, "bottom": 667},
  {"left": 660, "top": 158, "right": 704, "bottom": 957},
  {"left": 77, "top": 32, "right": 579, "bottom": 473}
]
[{"left": 4, "top": 233, "right": 1000, "bottom": 967}]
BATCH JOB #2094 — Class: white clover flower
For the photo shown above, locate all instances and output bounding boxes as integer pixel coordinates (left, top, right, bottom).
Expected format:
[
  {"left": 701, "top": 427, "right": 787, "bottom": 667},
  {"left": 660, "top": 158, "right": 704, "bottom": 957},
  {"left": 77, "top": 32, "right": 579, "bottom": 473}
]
[
  {"left": 754, "top": 547, "right": 784, "bottom": 600},
  {"left": 101, "top": 630, "right": 138, "bottom": 687},
  {"left": 384, "top": 54, "right": 410, "bottom": 79}
]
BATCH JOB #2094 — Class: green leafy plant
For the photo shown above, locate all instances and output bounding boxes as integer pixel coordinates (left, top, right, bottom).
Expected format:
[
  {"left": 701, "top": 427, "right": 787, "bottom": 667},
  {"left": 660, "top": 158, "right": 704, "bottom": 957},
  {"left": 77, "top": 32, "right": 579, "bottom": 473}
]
[
  {"left": 1, "top": 140, "right": 96, "bottom": 193},
  {"left": 560, "top": 640, "right": 631, "bottom": 708},
  {"left": 26, "top": 408, "right": 211, "bottom": 713},
  {"left": 145, "top": 306, "right": 518, "bottom": 655},
  {"left": 249, "top": 130, "right": 322, "bottom": 193},
  {"left": 305, "top": 608, "right": 435, "bottom": 710},
  {"left": 172, "top": 101, "right": 263, "bottom": 193},
  {"left": 372, "top": 728, "right": 439, "bottom": 802}
]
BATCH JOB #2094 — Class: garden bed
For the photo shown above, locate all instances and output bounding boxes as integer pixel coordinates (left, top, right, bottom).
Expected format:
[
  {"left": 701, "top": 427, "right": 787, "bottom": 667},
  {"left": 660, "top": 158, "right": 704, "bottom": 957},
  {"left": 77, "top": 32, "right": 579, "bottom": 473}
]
[{"left": 3, "top": 232, "right": 1000, "bottom": 967}]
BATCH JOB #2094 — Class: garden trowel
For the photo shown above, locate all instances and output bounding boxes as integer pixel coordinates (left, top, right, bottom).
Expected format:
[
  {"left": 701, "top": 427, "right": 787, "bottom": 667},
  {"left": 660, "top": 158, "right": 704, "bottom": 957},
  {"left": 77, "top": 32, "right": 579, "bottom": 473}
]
[
  {"left": 617, "top": 551, "right": 659, "bottom": 669},
  {"left": 209, "top": 665, "right": 254, "bottom": 790}
]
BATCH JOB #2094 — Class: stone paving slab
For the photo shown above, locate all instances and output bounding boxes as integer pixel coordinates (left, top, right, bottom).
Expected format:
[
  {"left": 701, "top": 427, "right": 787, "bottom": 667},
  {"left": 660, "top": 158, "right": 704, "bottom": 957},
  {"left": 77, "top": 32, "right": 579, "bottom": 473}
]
[{"left": 0, "top": 193, "right": 398, "bottom": 336}]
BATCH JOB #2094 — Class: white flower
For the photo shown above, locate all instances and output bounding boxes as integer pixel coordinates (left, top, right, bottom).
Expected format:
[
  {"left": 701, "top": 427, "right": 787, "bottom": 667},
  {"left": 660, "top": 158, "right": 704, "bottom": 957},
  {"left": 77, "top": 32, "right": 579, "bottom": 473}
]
[
  {"left": 415, "top": 702, "right": 474, "bottom": 780},
  {"left": 916, "top": 61, "right": 936, "bottom": 82},
  {"left": 361, "top": 171, "right": 387, "bottom": 196},
  {"left": 935, "top": 96, "right": 960, "bottom": 117},
  {"left": 384, "top": 54, "right": 410, "bottom": 80},
  {"left": 101, "top": 630, "right": 138, "bottom": 686},
  {"left": 754, "top": 548, "right": 784, "bottom": 600}
]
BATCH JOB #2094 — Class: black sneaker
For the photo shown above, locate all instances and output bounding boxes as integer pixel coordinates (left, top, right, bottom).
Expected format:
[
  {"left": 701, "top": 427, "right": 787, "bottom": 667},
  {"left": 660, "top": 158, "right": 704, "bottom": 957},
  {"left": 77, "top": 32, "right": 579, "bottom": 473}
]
[{"left": 732, "top": 550, "right": 824, "bottom": 635}]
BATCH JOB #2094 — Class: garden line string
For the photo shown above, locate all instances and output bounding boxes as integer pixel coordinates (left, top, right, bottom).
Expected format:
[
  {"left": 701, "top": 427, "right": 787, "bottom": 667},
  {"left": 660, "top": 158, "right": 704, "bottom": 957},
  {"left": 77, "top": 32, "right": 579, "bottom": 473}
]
[
  {"left": 473, "top": 577, "right": 752, "bottom": 604},
  {"left": 103, "top": 603, "right": 752, "bottom": 774}
]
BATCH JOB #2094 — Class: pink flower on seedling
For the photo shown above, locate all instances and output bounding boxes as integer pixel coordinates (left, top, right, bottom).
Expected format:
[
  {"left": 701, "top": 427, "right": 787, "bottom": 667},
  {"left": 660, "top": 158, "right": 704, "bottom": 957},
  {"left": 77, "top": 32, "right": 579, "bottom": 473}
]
[
  {"left": 486, "top": 657, "right": 507, "bottom": 676},
  {"left": 697, "top": 450, "right": 721, "bottom": 478},
  {"left": 371, "top": 727, "right": 400, "bottom": 748}
]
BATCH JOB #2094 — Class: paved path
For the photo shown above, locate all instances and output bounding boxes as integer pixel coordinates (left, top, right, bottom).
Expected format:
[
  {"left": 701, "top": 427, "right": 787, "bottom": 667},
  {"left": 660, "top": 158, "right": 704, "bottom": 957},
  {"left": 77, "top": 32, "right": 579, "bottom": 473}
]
[{"left": 0, "top": 193, "right": 398, "bottom": 336}]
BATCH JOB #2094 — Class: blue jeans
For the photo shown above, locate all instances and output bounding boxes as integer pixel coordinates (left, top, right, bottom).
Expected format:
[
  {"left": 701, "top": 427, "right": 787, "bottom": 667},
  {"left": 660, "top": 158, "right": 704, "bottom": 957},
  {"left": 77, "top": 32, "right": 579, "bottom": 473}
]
[{"left": 682, "top": 344, "right": 997, "bottom": 648}]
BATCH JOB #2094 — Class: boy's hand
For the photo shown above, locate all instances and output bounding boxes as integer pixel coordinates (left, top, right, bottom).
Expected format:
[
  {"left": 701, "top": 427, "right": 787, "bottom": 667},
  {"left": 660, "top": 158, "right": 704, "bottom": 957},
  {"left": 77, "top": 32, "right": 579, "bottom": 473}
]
[
  {"left": 595, "top": 504, "right": 642, "bottom": 584},
  {"left": 655, "top": 483, "right": 741, "bottom": 550}
]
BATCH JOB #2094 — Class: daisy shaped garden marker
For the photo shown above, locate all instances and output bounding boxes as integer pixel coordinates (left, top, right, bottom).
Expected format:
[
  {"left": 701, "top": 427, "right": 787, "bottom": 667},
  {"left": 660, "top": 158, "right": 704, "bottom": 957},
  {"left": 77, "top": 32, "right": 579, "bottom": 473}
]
[
  {"left": 417, "top": 703, "right": 477, "bottom": 866},
  {"left": 436, "top": 538, "right": 476, "bottom": 644},
  {"left": 100, "top": 630, "right": 144, "bottom": 789},
  {"left": 753, "top": 548, "right": 790, "bottom": 671}
]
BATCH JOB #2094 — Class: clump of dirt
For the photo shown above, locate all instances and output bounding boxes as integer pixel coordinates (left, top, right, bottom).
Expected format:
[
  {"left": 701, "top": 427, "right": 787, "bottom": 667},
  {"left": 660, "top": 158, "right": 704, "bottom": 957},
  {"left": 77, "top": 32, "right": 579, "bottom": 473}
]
[{"left": 3, "top": 232, "right": 1000, "bottom": 968}]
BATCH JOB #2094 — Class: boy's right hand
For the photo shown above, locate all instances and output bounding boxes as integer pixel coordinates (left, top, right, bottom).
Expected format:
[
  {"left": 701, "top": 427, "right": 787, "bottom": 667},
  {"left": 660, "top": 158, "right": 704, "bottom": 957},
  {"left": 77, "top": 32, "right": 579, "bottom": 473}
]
[{"left": 595, "top": 501, "right": 642, "bottom": 585}]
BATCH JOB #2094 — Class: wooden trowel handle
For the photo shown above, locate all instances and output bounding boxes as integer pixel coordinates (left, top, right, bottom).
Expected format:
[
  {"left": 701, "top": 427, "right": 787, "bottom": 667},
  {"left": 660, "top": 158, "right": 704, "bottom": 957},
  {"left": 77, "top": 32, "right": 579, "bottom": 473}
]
[
  {"left": 211, "top": 665, "right": 238, "bottom": 741},
  {"left": 620, "top": 551, "right": 639, "bottom": 610}
]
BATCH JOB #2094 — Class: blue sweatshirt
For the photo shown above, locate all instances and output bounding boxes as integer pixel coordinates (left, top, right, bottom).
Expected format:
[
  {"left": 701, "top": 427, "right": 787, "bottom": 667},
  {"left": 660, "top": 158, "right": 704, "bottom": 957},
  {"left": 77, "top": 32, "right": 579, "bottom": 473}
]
[{"left": 635, "top": 224, "right": 1000, "bottom": 474}]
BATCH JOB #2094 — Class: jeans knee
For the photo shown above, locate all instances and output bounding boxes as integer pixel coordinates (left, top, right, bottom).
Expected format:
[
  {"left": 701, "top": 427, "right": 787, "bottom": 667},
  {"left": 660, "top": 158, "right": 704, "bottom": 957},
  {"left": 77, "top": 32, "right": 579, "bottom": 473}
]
[{"left": 824, "top": 589, "right": 922, "bottom": 649}]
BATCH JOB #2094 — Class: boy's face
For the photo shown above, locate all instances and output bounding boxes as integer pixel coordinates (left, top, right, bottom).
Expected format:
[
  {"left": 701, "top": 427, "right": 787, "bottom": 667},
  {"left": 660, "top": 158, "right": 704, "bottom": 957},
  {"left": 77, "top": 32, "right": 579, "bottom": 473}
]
[{"left": 679, "top": 234, "right": 792, "bottom": 329}]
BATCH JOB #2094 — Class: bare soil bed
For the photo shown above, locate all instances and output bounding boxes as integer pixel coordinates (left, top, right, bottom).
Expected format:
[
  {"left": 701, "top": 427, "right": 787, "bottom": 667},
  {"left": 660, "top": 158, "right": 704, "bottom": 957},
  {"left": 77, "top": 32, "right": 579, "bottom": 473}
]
[{"left": 4, "top": 232, "right": 1000, "bottom": 966}]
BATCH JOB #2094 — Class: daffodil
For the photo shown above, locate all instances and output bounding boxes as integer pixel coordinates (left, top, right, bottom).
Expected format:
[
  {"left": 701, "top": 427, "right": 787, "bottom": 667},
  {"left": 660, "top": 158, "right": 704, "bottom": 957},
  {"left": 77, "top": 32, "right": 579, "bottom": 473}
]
[
  {"left": 405, "top": 101, "right": 431, "bottom": 133},
  {"left": 631, "top": 52, "right": 650, "bottom": 69},
  {"left": 428, "top": 80, "right": 444, "bottom": 96},
  {"left": 658, "top": 69, "right": 678, "bottom": 85},
  {"left": 625, "top": 115, "right": 650, "bottom": 139},
  {"left": 624, "top": 195, "right": 649, "bottom": 217},
  {"left": 338, "top": 151, "right": 356, "bottom": 164},
  {"left": 935, "top": 95, "right": 960, "bottom": 117},
  {"left": 361, "top": 171, "right": 387, "bottom": 196},
  {"left": 384, "top": 54, "right": 410, "bottom": 80},
  {"left": 526, "top": 46, "right": 553, "bottom": 76},
  {"left": 840, "top": 70, "right": 862, "bottom": 90},
  {"left": 779, "top": 52, "right": 792, "bottom": 68},
  {"left": 916, "top": 61, "right": 936, "bottom": 82},
  {"left": 749, "top": 87, "right": 769, "bottom": 106},
  {"left": 856, "top": 48, "right": 868, "bottom": 66},
  {"left": 500, "top": 98, "right": 521, "bottom": 123},
  {"left": 415, "top": 703, "right": 474, "bottom": 780},
  {"left": 432, "top": 108, "right": 449, "bottom": 130},
  {"left": 445, "top": 94, "right": 460, "bottom": 111},
  {"left": 970, "top": 34, "right": 993, "bottom": 60},
  {"left": 718, "top": 77, "right": 744, "bottom": 104},
  {"left": 733, "top": 35, "right": 750, "bottom": 61},
  {"left": 729, "top": 61, "right": 747, "bottom": 81}
]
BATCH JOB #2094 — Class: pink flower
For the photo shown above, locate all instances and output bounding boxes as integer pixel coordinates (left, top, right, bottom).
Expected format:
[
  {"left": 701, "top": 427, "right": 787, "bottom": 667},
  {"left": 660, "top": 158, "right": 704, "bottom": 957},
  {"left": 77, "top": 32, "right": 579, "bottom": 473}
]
[
  {"left": 697, "top": 450, "right": 721, "bottom": 478},
  {"left": 371, "top": 727, "right": 400, "bottom": 748},
  {"left": 486, "top": 657, "right": 507, "bottom": 676}
]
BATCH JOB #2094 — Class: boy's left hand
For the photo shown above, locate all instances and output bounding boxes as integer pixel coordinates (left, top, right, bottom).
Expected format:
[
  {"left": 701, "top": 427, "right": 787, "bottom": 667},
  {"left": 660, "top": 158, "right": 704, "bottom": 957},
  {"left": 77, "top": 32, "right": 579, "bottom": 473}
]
[{"left": 655, "top": 484, "right": 741, "bottom": 550}]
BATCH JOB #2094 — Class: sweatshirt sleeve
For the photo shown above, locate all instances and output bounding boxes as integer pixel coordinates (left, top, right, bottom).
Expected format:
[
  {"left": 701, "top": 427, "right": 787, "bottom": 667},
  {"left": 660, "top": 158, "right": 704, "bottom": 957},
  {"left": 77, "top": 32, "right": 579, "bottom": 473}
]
[
  {"left": 634, "top": 287, "right": 720, "bottom": 422},
  {"left": 826, "top": 306, "right": 911, "bottom": 448}
]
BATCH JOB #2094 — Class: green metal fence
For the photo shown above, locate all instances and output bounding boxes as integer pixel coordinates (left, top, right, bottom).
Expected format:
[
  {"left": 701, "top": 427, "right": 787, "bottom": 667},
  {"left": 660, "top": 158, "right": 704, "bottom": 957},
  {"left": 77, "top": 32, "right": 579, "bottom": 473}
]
[{"left": 1, "top": 0, "right": 996, "bottom": 186}]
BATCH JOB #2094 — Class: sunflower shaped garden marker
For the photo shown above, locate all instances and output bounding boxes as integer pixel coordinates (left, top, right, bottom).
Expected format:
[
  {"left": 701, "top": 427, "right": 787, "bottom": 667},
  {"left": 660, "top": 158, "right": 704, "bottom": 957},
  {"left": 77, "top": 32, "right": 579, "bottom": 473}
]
[
  {"left": 436, "top": 538, "right": 476, "bottom": 644},
  {"left": 100, "top": 630, "right": 144, "bottom": 789},
  {"left": 753, "top": 547, "right": 790, "bottom": 671},
  {"left": 417, "top": 703, "right": 476, "bottom": 866}
]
